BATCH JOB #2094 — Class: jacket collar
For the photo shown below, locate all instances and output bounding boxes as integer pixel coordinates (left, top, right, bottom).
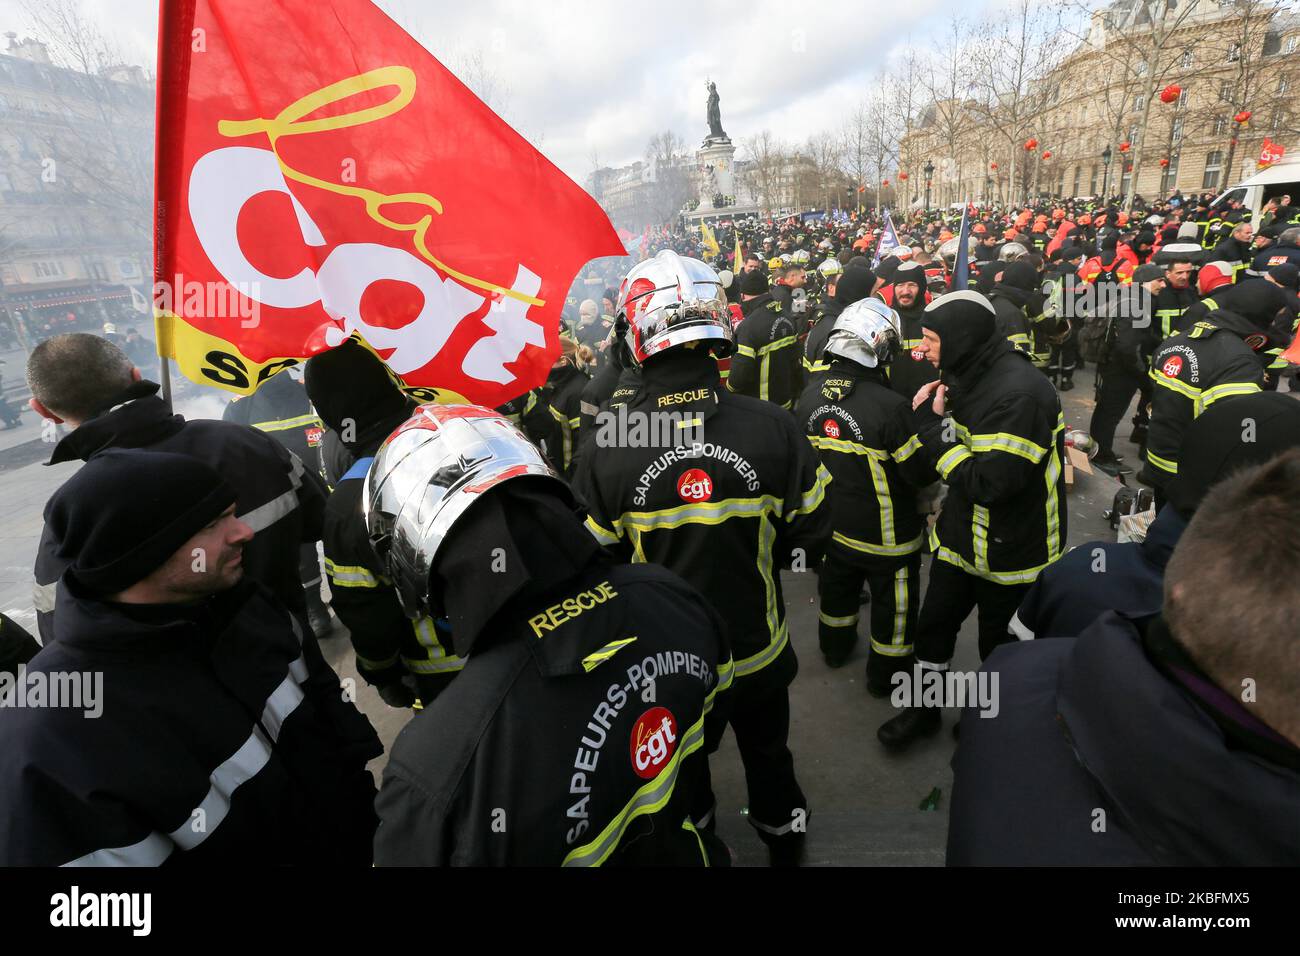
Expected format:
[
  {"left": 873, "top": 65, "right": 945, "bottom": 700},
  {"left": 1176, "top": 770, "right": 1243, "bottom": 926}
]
[
  {"left": 741, "top": 292, "right": 775, "bottom": 316},
  {"left": 49, "top": 388, "right": 183, "bottom": 465}
]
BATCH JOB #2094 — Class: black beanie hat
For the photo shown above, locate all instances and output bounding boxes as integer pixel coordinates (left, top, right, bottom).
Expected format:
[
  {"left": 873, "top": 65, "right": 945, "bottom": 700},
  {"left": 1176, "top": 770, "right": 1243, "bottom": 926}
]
[
  {"left": 892, "top": 261, "right": 925, "bottom": 288},
  {"left": 921, "top": 291, "right": 998, "bottom": 374},
  {"left": 999, "top": 261, "right": 1039, "bottom": 292},
  {"left": 1168, "top": 393, "right": 1300, "bottom": 517},
  {"left": 834, "top": 265, "right": 876, "bottom": 306},
  {"left": 739, "top": 268, "right": 769, "bottom": 296},
  {"left": 304, "top": 339, "right": 411, "bottom": 435},
  {"left": 47, "top": 449, "right": 236, "bottom": 596}
]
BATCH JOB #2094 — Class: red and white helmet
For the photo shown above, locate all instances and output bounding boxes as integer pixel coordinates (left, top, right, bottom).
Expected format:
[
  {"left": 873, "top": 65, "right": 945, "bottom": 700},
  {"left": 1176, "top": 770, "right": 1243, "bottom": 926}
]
[{"left": 616, "top": 250, "right": 734, "bottom": 365}]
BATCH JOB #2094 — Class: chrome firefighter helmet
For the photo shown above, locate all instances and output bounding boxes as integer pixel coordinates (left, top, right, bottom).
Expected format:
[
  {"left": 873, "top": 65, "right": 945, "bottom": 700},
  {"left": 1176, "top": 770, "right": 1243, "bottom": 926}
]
[
  {"left": 363, "top": 404, "right": 569, "bottom": 617},
  {"left": 997, "top": 241, "right": 1030, "bottom": 262},
  {"left": 818, "top": 256, "right": 844, "bottom": 278},
  {"left": 823, "top": 298, "right": 902, "bottom": 369},
  {"left": 938, "top": 236, "right": 974, "bottom": 272},
  {"left": 616, "top": 249, "right": 733, "bottom": 365}
]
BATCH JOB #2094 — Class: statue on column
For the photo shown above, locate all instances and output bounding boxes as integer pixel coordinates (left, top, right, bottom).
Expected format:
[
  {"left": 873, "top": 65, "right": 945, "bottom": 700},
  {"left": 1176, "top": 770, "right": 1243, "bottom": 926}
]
[{"left": 706, "top": 81, "right": 726, "bottom": 140}]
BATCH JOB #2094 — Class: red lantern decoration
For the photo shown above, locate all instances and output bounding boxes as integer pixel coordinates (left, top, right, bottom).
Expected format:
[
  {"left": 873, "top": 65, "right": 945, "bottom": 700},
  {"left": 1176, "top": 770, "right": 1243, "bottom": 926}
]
[
  {"left": 1119, "top": 141, "right": 1131, "bottom": 152},
  {"left": 1024, "top": 138, "right": 1038, "bottom": 150},
  {"left": 899, "top": 172, "right": 909, "bottom": 181},
  {"left": 1231, "top": 137, "right": 1239, "bottom": 146},
  {"left": 883, "top": 179, "right": 891, "bottom": 186},
  {"left": 1234, "top": 110, "right": 1252, "bottom": 124},
  {"left": 1159, "top": 84, "right": 1181, "bottom": 104},
  {"left": 1159, "top": 157, "right": 1170, "bottom": 167},
  {"left": 990, "top": 162, "right": 999, "bottom": 170},
  {"left": 1042, "top": 150, "right": 1052, "bottom": 159}
]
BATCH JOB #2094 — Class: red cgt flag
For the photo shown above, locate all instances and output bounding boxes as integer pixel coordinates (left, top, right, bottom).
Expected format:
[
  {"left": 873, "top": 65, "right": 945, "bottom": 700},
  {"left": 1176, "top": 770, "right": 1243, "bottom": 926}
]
[{"left": 154, "top": 0, "right": 622, "bottom": 405}]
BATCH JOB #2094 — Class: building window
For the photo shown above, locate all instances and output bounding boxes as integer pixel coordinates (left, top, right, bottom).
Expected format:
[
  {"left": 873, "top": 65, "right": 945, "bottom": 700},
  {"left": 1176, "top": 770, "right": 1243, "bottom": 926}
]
[
  {"left": 1228, "top": 43, "right": 1242, "bottom": 63},
  {"left": 1273, "top": 111, "right": 1286, "bottom": 131},
  {"left": 1134, "top": 94, "right": 1145, "bottom": 113},
  {"left": 1280, "top": 75, "right": 1291, "bottom": 95},
  {"left": 1137, "top": 59, "right": 1148, "bottom": 76},
  {"left": 1178, "top": 89, "right": 1189, "bottom": 108},
  {"left": 1180, "top": 49, "right": 1194, "bottom": 68},
  {"left": 1287, "top": 35, "right": 1298, "bottom": 55},
  {"left": 1264, "top": 32, "right": 1283, "bottom": 56},
  {"left": 1073, "top": 166, "right": 1082, "bottom": 196},
  {"left": 1161, "top": 153, "right": 1180, "bottom": 194},
  {"left": 1203, "top": 151, "right": 1224, "bottom": 190},
  {"left": 1172, "top": 117, "right": 1184, "bottom": 142},
  {"left": 1121, "top": 167, "right": 1133, "bottom": 197},
  {"left": 1090, "top": 165, "right": 1098, "bottom": 195},
  {"left": 1219, "top": 81, "right": 1233, "bottom": 102},
  {"left": 1213, "top": 115, "right": 1228, "bottom": 136},
  {"left": 1081, "top": 104, "right": 1087, "bottom": 123}
]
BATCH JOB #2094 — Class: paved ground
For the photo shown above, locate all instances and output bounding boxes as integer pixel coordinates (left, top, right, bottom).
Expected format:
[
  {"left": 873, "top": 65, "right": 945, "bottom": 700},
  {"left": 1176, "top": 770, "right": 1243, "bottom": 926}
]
[{"left": 0, "top": 361, "right": 1232, "bottom": 865}]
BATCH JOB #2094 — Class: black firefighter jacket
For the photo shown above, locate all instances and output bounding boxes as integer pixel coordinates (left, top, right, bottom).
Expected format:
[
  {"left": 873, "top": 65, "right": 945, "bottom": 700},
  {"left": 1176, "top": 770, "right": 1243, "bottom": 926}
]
[
  {"left": 729, "top": 292, "right": 803, "bottom": 409},
  {"left": 948, "top": 612, "right": 1300, "bottom": 865},
  {"left": 795, "top": 360, "right": 936, "bottom": 563},
  {"left": 1142, "top": 315, "right": 1264, "bottom": 487},
  {"left": 221, "top": 370, "right": 324, "bottom": 475},
  {"left": 914, "top": 337, "right": 1068, "bottom": 585},
  {"left": 33, "top": 387, "right": 328, "bottom": 644},
  {"left": 573, "top": 350, "right": 832, "bottom": 691},
  {"left": 374, "top": 562, "right": 733, "bottom": 866},
  {"left": 0, "top": 577, "right": 382, "bottom": 866}
]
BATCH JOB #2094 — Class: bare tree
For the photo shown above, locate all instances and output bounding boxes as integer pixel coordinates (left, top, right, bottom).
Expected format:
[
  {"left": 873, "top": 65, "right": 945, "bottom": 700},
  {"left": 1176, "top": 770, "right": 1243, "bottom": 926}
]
[
  {"left": 919, "top": 19, "right": 976, "bottom": 207},
  {"left": 741, "top": 130, "right": 787, "bottom": 216},
  {"left": 967, "top": 0, "right": 1068, "bottom": 206}
]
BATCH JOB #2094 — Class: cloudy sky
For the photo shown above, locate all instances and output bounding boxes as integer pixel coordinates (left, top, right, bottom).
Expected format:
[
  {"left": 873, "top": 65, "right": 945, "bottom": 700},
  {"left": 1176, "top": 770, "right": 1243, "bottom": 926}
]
[{"left": 0, "top": 0, "right": 1009, "bottom": 185}]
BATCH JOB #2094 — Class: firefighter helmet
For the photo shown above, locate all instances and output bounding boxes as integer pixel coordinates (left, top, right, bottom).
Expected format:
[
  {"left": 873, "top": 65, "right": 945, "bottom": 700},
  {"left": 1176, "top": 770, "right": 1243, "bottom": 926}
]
[
  {"left": 615, "top": 249, "right": 733, "bottom": 365},
  {"left": 823, "top": 298, "right": 902, "bottom": 369},
  {"left": 363, "top": 404, "right": 568, "bottom": 617}
]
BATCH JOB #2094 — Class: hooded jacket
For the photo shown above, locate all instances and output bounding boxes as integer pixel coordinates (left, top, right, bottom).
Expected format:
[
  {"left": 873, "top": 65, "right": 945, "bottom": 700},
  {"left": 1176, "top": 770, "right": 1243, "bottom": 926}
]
[
  {"left": 574, "top": 348, "right": 831, "bottom": 691},
  {"left": 1142, "top": 312, "right": 1266, "bottom": 487},
  {"left": 913, "top": 293, "right": 1067, "bottom": 585},
  {"left": 0, "top": 576, "right": 382, "bottom": 866},
  {"left": 33, "top": 385, "right": 327, "bottom": 644},
  {"left": 988, "top": 262, "right": 1043, "bottom": 358},
  {"left": 373, "top": 485, "right": 734, "bottom": 866},
  {"left": 948, "top": 612, "right": 1300, "bottom": 865}
]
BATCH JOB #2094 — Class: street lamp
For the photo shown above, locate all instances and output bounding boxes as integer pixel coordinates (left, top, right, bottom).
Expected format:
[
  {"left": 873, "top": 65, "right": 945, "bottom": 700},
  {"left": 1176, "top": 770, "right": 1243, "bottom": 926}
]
[
  {"left": 923, "top": 160, "right": 935, "bottom": 211},
  {"left": 1101, "top": 145, "right": 1113, "bottom": 200}
]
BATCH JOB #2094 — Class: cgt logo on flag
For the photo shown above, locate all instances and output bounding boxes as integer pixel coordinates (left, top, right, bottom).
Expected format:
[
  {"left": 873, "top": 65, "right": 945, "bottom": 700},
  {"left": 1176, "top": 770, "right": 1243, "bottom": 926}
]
[{"left": 154, "top": 0, "right": 621, "bottom": 404}]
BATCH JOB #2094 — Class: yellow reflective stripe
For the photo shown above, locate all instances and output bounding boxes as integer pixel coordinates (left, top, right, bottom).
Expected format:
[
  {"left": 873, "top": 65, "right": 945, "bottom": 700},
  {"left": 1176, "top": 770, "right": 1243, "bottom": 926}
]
[
  {"left": 787, "top": 464, "right": 831, "bottom": 520},
  {"left": 932, "top": 545, "right": 1052, "bottom": 585},
  {"left": 1203, "top": 298, "right": 1220, "bottom": 311},
  {"left": 1197, "top": 381, "right": 1261, "bottom": 413},
  {"left": 584, "top": 514, "right": 622, "bottom": 545},
  {"left": 409, "top": 617, "right": 464, "bottom": 674},
  {"left": 738, "top": 516, "right": 786, "bottom": 680},
  {"left": 735, "top": 343, "right": 757, "bottom": 358},
  {"left": 704, "top": 656, "right": 734, "bottom": 719},
  {"left": 755, "top": 335, "right": 798, "bottom": 356},
  {"left": 251, "top": 413, "right": 322, "bottom": 432},
  {"left": 549, "top": 405, "right": 575, "bottom": 470},
  {"left": 868, "top": 455, "right": 895, "bottom": 546},
  {"left": 832, "top": 530, "right": 925, "bottom": 557},
  {"left": 890, "top": 564, "right": 910, "bottom": 649},
  {"left": 819, "top": 610, "right": 859, "bottom": 628},
  {"left": 1146, "top": 449, "right": 1179, "bottom": 475},
  {"left": 581, "top": 636, "right": 638, "bottom": 673},
  {"left": 1149, "top": 367, "right": 1202, "bottom": 401},
  {"left": 971, "top": 504, "right": 991, "bottom": 573},
  {"left": 562, "top": 712, "right": 705, "bottom": 867},
  {"left": 893, "top": 435, "right": 922, "bottom": 462},
  {"left": 968, "top": 432, "right": 1048, "bottom": 463},
  {"left": 356, "top": 652, "right": 400, "bottom": 671},
  {"left": 1043, "top": 442, "right": 1062, "bottom": 562},
  {"left": 802, "top": 356, "right": 830, "bottom": 373},
  {"left": 323, "top": 558, "right": 382, "bottom": 588},
  {"left": 809, "top": 435, "right": 890, "bottom": 459},
  {"left": 937, "top": 445, "right": 972, "bottom": 478},
  {"left": 682, "top": 817, "right": 709, "bottom": 867},
  {"left": 870, "top": 637, "right": 912, "bottom": 658},
  {"left": 616, "top": 495, "right": 782, "bottom": 533},
  {"left": 1007, "top": 332, "right": 1031, "bottom": 348},
  {"left": 402, "top": 656, "right": 466, "bottom": 675}
]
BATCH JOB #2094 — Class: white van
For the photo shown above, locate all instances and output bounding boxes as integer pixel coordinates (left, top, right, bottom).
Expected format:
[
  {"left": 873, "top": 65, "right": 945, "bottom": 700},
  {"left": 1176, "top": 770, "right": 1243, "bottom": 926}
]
[{"left": 1210, "top": 160, "right": 1300, "bottom": 223}]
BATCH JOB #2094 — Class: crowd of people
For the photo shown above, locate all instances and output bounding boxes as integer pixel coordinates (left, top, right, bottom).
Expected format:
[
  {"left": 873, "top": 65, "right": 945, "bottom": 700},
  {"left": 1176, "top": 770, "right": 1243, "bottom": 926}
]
[{"left": 0, "top": 184, "right": 1295, "bottom": 868}]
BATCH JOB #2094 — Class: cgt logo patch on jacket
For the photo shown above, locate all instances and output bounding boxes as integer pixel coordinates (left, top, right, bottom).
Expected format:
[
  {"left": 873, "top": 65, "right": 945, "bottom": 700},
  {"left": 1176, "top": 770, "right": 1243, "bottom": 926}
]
[
  {"left": 677, "top": 468, "right": 712, "bottom": 503},
  {"left": 630, "top": 707, "right": 678, "bottom": 779},
  {"left": 822, "top": 419, "right": 841, "bottom": 438},
  {"left": 1161, "top": 355, "right": 1184, "bottom": 378}
]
